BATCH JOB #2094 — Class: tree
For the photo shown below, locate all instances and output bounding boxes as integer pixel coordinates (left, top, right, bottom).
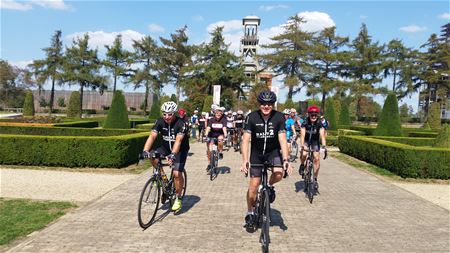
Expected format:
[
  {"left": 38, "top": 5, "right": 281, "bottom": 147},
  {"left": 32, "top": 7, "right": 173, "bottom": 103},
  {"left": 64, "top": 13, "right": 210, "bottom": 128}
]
[
  {"left": 333, "top": 98, "right": 341, "bottom": 124},
  {"left": 202, "top": 95, "right": 213, "bottom": 113},
  {"left": 129, "top": 35, "right": 163, "bottom": 114},
  {"left": 428, "top": 102, "right": 441, "bottom": 129},
  {"left": 159, "top": 26, "right": 192, "bottom": 102},
  {"left": 103, "top": 90, "right": 130, "bottom": 129},
  {"left": 64, "top": 33, "right": 107, "bottom": 115},
  {"left": 29, "top": 30, "right": 65, "bottom": 115},
  {"left": 309, "top": 26, "right": 349, "bottom": 111},
  {"left": 57, "top": 97, "right": 66, "bottom": 107},
  {"left": 338, "top": 100, "right": 352, "bottom": 126},
  {"left": 104, "top": 34, "right": 131, "bottom": 92},
  {"left": 148, "top": 93, "right": 161, "bottom": 119},
  {"left": 23, "top": 91, "right": 35, "bottom": 116},
  {"left": 345, "top": 23, "right": 384, "bottom": 118},
  {"left": 374, "top": 93, "right": 402, "bottom": 136},
  {"left": 261, "top": 15, "right": 313, "bottom": 100},
  {"left": 0, "top": 60, "right": 32, "bottom": 108},
  {"left": 284, "top": 98, "right": 295, "bottom": 111},
  {"left": 399, "top": 103, "right": 410, "bottom": 122},
  {"left": 325, "top": 98, "right": 337, "bottom": 130},
  {"left": 170, "top": 94, "right": 177, "bottom": 102},
  {"left": 67, "top": 91, "right": 81, "bottom": 118}
]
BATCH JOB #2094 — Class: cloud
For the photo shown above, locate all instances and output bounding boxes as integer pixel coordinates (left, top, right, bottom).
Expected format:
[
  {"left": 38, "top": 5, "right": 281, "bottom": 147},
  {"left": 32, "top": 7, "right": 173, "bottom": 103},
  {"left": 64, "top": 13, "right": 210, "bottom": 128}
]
[
  {"left": 0, "top": 0, "right": 71, "bottom": 10},
  {"left": 193, "top": 15, "right": 204, "bottom": 22},
  {"left": 438, "top": 12, "right": 450, "bottom": 20},
  {"left": 66, "top": 30, "right": 146, "bottom": 51},
  {"left": 0, "top": 0, "right": 32, "bottom": 10},
  {"left": 297, "top": 11, "right": 335, "bottom": 32},
  {"left": 259, "top": 4, "right": 288, "bottom": 12},
  {"left": 399, "top": 25, "right": 427, "bottom": 33},
  {"left": 207, "top": 20, "right": 242, "bottom": 33},
  {"left": 10, "top": 60, "right": 33, "bottom": 69},
  {"left": 148, "top": 23, "right": 165, "bottom": 33}
]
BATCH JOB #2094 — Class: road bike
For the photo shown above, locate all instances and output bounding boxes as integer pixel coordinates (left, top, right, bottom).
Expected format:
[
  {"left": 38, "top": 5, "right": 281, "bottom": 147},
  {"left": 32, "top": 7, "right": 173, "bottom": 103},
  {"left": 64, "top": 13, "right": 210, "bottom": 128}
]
[
  {"left": 289, "top": 135, "right": 298, "bottom": 162},
  {"left": 207, "top": 137, "right": 220, "bottom": 181},
  {"left": 301, "top": 145, "right": 327, "bottom": 204},
  {"left": 137, "top": 151, "right": 187, "bottom": 228}
]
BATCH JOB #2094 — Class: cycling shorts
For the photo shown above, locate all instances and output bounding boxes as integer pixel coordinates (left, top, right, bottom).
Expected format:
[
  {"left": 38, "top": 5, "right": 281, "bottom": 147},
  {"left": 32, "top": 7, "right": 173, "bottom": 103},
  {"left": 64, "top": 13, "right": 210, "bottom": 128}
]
[
  {"left": 151, "top": 146, "right": 188, "bottom": 172},
  {"left": 250, "top": 149, "right": 283, "bottom": 178}
]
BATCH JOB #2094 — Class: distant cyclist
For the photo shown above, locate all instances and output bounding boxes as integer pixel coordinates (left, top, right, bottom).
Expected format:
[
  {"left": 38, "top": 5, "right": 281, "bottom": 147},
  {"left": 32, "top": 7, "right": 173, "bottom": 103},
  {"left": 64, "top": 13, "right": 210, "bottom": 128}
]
[
  {"left": 205, "top": 106, "right": 228, "bottom": 171},
  {"left": 240, "top": 91, "right": 292, "bottom": 228},
  {"left": 142, "top": 101, "right": 189, "bottom": 212},
  {"left": 283, "top": 109, "right": 297, "bottom": 153},
  {"left": 299, "top": 105, "right": 327, "bottom": 191}
]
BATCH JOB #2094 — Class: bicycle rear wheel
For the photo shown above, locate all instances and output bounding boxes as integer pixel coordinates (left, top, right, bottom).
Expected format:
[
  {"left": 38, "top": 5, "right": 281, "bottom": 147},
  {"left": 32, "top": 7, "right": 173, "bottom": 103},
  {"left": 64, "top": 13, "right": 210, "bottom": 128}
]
[
  {"left": 290, "top": 141, "right": 298, "bottom": 162},
  {"left": 260, "top": 190, "right": 270, "bottom": 253},
  {"left": 138, "top": 177, "right": 160, "bottom": 228},
  {"left": 210, "top": 150, "right": 218, "bottom": 181}
]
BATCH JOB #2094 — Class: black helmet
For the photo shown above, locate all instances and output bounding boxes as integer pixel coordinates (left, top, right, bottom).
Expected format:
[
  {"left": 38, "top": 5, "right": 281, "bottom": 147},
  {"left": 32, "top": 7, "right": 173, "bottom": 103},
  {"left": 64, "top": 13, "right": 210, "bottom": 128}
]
[{"left": 257, "top": 90, "right": 277, "bottom": 104}]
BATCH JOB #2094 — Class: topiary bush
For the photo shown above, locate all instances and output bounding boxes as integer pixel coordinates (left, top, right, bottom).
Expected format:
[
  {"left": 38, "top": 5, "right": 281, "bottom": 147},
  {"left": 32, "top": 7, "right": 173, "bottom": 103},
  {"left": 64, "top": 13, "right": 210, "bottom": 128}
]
[
  {"left": 148, "top": 94, "right": 161, "bottom": 119},
  {"left": 374, "top": 93, "right": 402, "bottom": 136},
  {"left": 67, "top": 91, "right": 81, "bottom": 118},
  {"left": 422, "top": 121, "right": 431, "bottom": 130},
  {"left": 333, "top": 99, "right": 341, "bottom": 125},
  {"left": 433, "top": 124, "right": 449, "bottom": 148},
  {"left": 23, "top": 91, "right": 35, "bottom": 117},
  {"left": 428, "top": 102, "right": 441, "bottom": 130},
  {"left": 325, "top": 98, "right": 337, "bottom": 130},
  {"left": 338, "top": 102, "right": 351, "bottom": 126},
  {"left": 103, "top": 91, "right": 130, "bottom": 129},
  {"left": 202, "top": 95, "right": 213, "bottom": 113}
]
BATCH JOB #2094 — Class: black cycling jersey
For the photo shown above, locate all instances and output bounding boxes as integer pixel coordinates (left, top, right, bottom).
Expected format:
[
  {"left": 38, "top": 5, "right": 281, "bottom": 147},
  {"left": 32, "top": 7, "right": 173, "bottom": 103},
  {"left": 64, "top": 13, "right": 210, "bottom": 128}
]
[
  {"left": 198, "top": 117, "right": 206, "bottom": 129},
  {"left": 235, "top": 115, "right": 244, "bottom": 128},
  {"left": 152, "top": 117, "right": 190, "bottom": 152},
  {"left": 301, "top": 118, "right": 324, "bottom": 145},
  {"left": 208, "top": 116, "right": 227, "bottom": 137},
  {"left": 244, "top": 110, "right": 286, "bottom": 155},
  {"left": 225, "top": 116, "right": 234, "bottom": 129}
]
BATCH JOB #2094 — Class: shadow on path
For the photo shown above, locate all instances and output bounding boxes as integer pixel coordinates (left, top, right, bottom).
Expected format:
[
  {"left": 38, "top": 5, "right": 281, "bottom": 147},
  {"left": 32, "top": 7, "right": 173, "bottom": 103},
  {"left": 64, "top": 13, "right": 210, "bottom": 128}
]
[
  {"left": 270, "top": 208, "right": 288, "bottom": 231},
  {"left": 217, "top": 166, "right": 231, "bottom": 174},
  {"left": 295, "top": 180, "right": 306, "bottom": 193},
  {"left": 175, "top": 195, "right": 201, "bottom": 215}
]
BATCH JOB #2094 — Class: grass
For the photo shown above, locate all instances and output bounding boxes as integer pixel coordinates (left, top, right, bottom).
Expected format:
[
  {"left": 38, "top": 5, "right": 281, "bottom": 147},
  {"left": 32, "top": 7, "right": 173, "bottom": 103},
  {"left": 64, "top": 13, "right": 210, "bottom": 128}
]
[
  {"left": 329, "top": 151, "right": 450, "bottom": 184},
  {"left": 0, "top": 198, "right": 77, "bottom": 246}
]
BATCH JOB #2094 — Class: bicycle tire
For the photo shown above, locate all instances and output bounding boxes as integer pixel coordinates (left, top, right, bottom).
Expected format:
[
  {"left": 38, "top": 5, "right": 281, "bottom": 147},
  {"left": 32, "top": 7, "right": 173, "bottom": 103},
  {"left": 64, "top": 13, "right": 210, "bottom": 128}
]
[
  {"left": 308, "top": 163, "right": 315, "bottom": 203},
  {"left": 260, "top": 189, "right": 270, "bottom": 253},
  {"left": 290, "top": 141, "right": 298, "bottom": 162},
  {"left": 210, "top": 150, "right": 217, "bottom": 181},
  {"left": 167, "top": 169, "right": 188, "bottom": 207},
  {"left": 138, "top": 177, "right": 160, "bottom": 228}
]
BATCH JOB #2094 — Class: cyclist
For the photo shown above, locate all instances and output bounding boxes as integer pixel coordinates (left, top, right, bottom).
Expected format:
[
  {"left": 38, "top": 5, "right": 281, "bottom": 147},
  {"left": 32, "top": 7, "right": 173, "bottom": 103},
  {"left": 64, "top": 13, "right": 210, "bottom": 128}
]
[
  {"left": 142, "top": 101, "right": 189, "bottom": 212},
  {"left": 298, "top": 105, "right": 327, "bottom": 190},
  {"left": 233, "top": 110, "right": 245, "bottom": 151},
  {"left": 225, "top": 111, "right": 235, "bottom": 148},
  {"left": 205, "top": 106, "right": 228, "bottom": 171},
  {"left": 198, "top": 112, "right": 207, "bottom": 142},
  {"left": 240, "top": 91, "right": 292, "bottom": 228},
  {"left": 190, "top": 110, "right": 199, "bottom": 139},
  {"left": 283, "top": 109, "right": 297, "bottom": 154}
]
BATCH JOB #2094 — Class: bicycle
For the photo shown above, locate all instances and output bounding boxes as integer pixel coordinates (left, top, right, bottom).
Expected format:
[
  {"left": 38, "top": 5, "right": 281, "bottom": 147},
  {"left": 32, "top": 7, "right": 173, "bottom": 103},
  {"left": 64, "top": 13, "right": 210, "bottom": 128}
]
[
  {"left": 289, "top": 135, "right": 298, "bottom": 162},
  {"left": 301, "top": 145, "right": 327, "bottom": 204},
  {"left": 245, "top": 161, "right": 288, "bottom": 253},
  {"left": 234, "top": 128, "right": 242, "bottom": 153},
  {"left": 198, "top": 127, "right": 206, "bottom": 143},
  {"left": 225, "top": 129, "right": 234, "bottom": 149},
  {"left": 207, "top": 137, "right": 220, "bottom": 181},
  {"left": 137, "top": 151, "right": 187, "bottom": 229}
]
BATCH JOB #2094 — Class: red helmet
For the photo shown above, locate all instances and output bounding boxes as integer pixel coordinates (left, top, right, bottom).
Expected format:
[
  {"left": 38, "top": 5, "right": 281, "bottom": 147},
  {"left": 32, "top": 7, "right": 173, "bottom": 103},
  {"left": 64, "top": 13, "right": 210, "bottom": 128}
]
[
  {"left": 307, "top": 105, "right": 320, "bottom": 114},
  {"left": 178, "top": 108, "right": 186, "bottom": 117}
]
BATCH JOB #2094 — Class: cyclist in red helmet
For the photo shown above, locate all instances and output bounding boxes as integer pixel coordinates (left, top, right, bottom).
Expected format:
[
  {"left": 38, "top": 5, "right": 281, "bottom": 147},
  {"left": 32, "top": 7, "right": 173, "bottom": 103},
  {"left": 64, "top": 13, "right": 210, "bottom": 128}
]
[{"left": 298, "top": 105, "right": 327, "bottom": 191}]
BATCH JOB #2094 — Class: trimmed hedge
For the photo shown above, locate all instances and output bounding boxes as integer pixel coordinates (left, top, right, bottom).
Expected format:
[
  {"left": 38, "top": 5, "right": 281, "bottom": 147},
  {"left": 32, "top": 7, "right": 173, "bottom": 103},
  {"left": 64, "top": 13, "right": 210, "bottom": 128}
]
[
  {"left": 327, "top": 136, "right": 338, "bottom": 146},
  {"left": 350, "top": 126, "right": 376, "bottom": 135},
  {"left": 338, "top": 136, "right": 450, "bottom": 179},
  {"left": 371, "top": 136, "right": 434, "bottom": 147},
  {"left": 0, "top": 132, "right": 149, "bottom": 168},
  {"left": 0, "top": 125, "right": 146, "bottom": 136},
  {"left": 407, "top": 132, "right": 438, "bottom": 138},
  {"left": 338, "top": 129, "right": 365, "bottom": 136},
  {"left": 103, "top": 91, "right": 130, "bottom": 129},
  {"left": 54, "top": 121, "right": 99, "bottom": 128}
]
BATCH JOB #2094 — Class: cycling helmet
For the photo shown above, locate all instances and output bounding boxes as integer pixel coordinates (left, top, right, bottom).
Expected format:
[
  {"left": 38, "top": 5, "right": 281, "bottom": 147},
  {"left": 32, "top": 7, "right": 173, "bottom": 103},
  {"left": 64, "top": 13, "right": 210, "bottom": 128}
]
[
  {"left": 178, "top": 108, "right": 186, "bottom": 117},
  {"left": 224, "top": 111, "right": 228, "bottom": 115},
  {"left": 161, "top": 101, "right": 178, "bottom": 113},
  {"left": 215, "top": 106, "right": 224, "bottom": 112},
  {"left": 194, "top": 110, "right": 198, "bottom": 113},
  {"left": 201, "top": 112, "right": 207, "bottom": 116},
  {"left": 237, "top": 110, "right": 243, "bottom": 115},
  {"left": 283, "top": 109, "right": 291, "bottom": 115},
  {"left": 211, "top": 104, "right": 218, "bottom": 111},
  {"left": 307, "top": 105, "right": 320, "bottom": 114},
  {"left": 232, "top": 112, "right": 237, "bottom": 116},
  {"left": 257, "top": 90, "right": 277, "bottom": 104},
  {"left": 290, "top": 108, "right": 297, "bottom": 113}
]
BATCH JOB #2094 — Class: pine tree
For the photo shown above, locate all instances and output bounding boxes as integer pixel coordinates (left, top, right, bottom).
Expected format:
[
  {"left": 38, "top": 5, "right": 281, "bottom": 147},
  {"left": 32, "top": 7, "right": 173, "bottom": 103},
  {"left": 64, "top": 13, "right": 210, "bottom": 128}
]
[
  {"left": 104, "top": 34, "right": 130, "bottom": 92},
  {"left": 428, "top": 102, "right": 442, "bottom": 129},
  {"left": 23, "top": 91, "right": 35, "bottom": 117},
  {"left": 103, "top": 91, "right": 130, "bottom": 129},
  {"left": 325, "top": 98, "right": 337, "bottom": 130},
  {"left": 148, "top": 93, "right": 161, "bottom": 119},
  {"left": 374, "top": 93, "right": 402, "bottom": 136},
  {"left": 338, "top": 101, "right": 352, "bottom": 126},
  {"left": 202, "top": 96, "right": 213, "bottom": 113},
  {"left": 170, "top": 94, "right": 177, "bottom": 102},
  {"left": 67, "top": 91, "right": 81, "bottom": 118},
  {"left": 433, "top": 124, "right": 449, "bottom": 148}
]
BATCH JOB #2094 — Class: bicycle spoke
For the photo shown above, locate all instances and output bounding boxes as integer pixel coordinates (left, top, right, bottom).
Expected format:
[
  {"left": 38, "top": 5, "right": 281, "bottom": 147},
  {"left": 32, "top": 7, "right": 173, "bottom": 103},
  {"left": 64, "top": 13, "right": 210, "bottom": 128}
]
[{"left": 138, "top": 177, "right": 160, "bottom": 228}]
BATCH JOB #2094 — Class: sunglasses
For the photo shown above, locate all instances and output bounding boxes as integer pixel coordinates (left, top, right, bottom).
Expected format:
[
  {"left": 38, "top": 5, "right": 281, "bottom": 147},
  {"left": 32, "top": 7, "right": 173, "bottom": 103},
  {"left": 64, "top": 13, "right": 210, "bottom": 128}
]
[
  {"left": 310, "top": 114, "right": 318, "bottom": 117},
  {"left": 260, "top": 103, "right": 274, "bottom": 107},
  {"left": 163, "top": 113, "right": 174, "bottom": 117}
]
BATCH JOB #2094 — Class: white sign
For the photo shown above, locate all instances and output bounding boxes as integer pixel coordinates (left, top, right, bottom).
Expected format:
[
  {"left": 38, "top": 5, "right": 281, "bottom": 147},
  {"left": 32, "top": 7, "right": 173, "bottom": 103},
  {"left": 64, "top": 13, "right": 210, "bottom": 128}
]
[
  {"left": 213, "top": 85, "right": 221, "bottom": 106},
  {"left": 271, "top": 86, "right": 279, "bottom": 109}
]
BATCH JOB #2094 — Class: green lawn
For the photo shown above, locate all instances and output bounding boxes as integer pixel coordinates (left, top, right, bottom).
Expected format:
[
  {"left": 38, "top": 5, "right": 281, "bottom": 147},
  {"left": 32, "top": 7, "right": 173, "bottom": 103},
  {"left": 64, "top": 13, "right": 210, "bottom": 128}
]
[{"left": 0, "top": 198, "right": 77, "bottom": 245}]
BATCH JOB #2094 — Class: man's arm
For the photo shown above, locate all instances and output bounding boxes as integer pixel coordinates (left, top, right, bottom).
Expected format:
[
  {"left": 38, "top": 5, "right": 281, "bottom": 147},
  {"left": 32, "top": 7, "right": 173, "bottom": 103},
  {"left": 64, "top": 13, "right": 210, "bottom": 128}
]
[
  {"left": 241, "top": 132, "right": 251, "bottom": 174},
  {"left": 319, "top": 128, "right": 326, "bottom": 147},
  {"left": 300, "top": 127, "right": 306, "bottom": 147},
  {"left": 143, "top": 131, "right": 158, "bottom": 151},
  {"left": 172, "top": 134, "right": 184, "bottom": 154},
  {"left": 278, "top": 132, "right": 290, "bottom": 161}
]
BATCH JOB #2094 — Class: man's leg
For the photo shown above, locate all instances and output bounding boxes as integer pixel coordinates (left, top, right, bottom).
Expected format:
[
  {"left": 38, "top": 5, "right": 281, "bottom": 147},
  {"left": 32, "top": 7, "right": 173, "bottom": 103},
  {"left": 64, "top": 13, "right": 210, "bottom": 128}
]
[
  {"left": 247, "top": 177, "right": 261, "bottom": 212},
  {"left": 173, "top": 170, "right": 184, "bottom": 196},
  {"left": 313, "top": 152, "right": 320, "bottom": 179}
]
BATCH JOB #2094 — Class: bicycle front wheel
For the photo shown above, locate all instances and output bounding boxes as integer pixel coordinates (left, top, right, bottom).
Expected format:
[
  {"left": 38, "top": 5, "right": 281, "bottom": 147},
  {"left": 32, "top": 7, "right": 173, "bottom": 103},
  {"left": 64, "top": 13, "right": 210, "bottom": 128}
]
[
  {"left": 210, "top": 150, "right": 217, "bottom": 181},
  {"left": 290, "top": 141, "right": 298, "bottom": 162},
  {"left": 138, "top": 177, "right": 160, "bottom": 228},
  {"left": 307, "top": 164, "right": 315, "bottom": 203},
  {"left": 260, "top": 189, "right": 270, "bottom": 253}
]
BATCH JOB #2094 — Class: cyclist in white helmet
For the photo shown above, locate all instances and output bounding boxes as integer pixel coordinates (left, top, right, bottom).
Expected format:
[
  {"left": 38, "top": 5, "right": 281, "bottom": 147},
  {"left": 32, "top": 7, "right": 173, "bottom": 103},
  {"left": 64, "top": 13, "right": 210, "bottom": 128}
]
[{"left": 142, "top": 101, "right": 189, "bottom": 212}]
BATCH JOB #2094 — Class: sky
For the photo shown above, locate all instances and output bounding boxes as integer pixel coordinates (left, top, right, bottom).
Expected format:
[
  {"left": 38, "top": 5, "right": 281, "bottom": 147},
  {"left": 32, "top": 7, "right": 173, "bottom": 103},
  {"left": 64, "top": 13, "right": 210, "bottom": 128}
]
[{"left": 1, "top": 0, "right": 449, "bottom": 111}]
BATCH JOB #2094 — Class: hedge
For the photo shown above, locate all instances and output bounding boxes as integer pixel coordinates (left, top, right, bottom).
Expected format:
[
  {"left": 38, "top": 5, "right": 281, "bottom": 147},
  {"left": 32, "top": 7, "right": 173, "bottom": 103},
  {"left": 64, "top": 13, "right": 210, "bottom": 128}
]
[
  {"left": 0, "top": 125, "right": 147, "bottom": 136},
  {"left": 54, "top": 121, "right": 99, "bottom": 128},
  {"left": 0, "top": 132, "right": 149, "bottom": 168},
  {"left": 371, "top": 136, "right": 434, "bottom": 147},
  {"left": 338, "top": 129, "right": 365, "bottom": 136},
  {"left": 407, "top": 132, "right": 438, "bottom": 138},
  {"left": 327, "top": 136, "right": 338, "bottom": 146},
  {"left": 350, "top": 125, "right": 376, "bottom": 135},
  {"left": 338, "top": 136, "right": 450, "bottom": 179}
]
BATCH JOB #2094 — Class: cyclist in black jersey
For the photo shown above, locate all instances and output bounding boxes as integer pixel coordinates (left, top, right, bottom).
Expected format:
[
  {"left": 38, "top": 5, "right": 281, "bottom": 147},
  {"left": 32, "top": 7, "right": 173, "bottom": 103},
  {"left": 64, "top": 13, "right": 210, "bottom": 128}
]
[
  {"left": 233, "top": 110, "right": 245, "bottom": 150},
  {"left": 205, "top": 106, "right": 228, "bottom": 169},
  {"left": 299, "top": 105, "right": 327, "bottom": 190},
  {"left": 240, "top": 91, "right": 292, "bottom": 227},
  {"left": 142, "top": 101, "right": 189, "bottom": 212}
]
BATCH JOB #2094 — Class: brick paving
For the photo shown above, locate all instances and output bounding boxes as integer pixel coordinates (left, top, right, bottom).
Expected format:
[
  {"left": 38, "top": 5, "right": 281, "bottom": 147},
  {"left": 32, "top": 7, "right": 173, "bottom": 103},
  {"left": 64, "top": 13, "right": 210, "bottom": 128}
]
[{"left": 6, "top": 142, "right": 450, "bottom": 252}]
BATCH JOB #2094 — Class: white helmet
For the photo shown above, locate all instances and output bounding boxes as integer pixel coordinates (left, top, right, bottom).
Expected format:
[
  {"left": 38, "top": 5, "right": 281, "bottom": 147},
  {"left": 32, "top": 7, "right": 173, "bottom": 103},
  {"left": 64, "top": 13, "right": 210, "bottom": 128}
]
[
  {"left": 290, "top": 108, "right": 297, "bottom": 113},
  {"left": 283, "top": 109, "right": 291, "bottom": 115},
  {"left": 237, "top": 110, "right": 243, "bottom": 115},
  {"left": 161, "top": 101, "right": 178, "bottom": 113},
  {"left": 215, "top": 106, "right": 224, "bottom": 112},
  {"left": 211, "top": 104, "right": 218, "bottom": 110},
  {"left": 201, "top": 112, "right": 207, "bottom": 116},
  {"left": 194, "top": 110, "right": 198, "bottom": 113},
  {"left": 232, "top": 112, "right": 237, "bottom": 116},
  {"left": 224, "top": 111, "right": 228, "bottom": 115}
]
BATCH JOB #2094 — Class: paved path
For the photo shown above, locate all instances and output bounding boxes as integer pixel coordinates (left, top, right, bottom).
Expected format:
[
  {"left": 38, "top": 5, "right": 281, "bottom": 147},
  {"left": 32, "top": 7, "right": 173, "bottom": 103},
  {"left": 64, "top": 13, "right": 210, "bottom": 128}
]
[{"left": 6, "top": 142, "right": 449, "bottom": 252}]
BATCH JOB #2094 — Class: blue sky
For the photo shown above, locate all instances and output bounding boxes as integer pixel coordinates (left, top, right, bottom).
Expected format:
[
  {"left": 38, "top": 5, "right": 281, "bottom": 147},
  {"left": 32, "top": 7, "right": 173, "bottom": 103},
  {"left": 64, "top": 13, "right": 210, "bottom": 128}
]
[{"left": 1, "top": 0, "right": 449, "bottom": 111}]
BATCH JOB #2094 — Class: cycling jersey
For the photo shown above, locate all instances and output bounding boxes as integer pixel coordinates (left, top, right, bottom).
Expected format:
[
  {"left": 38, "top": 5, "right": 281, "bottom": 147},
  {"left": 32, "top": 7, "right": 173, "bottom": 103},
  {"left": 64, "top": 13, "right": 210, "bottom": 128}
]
[
  {"left": 285, "top": 118, "right": 295, "bottom": 140},
  {"left": 234, "top": 115, "right": 244, "bottom": 128},
  {"left": 198, "top": 117, "right": 206, "bottom": 130},
  {"left": 208, "top": 116, "right": 227, "bottom": 138},
  {"left": 226, "top": 116, "right": 234, "bottom": 129},
  {"left": 301, "top": 118, "right": 324, "bottom": 150},
  {"left": 152, "top": 117, "right": 189, "bottom": 150}
]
